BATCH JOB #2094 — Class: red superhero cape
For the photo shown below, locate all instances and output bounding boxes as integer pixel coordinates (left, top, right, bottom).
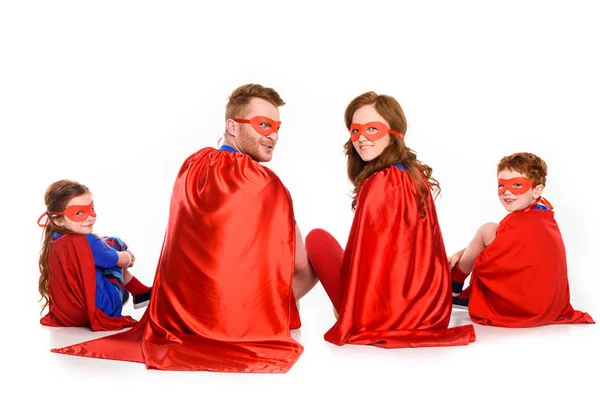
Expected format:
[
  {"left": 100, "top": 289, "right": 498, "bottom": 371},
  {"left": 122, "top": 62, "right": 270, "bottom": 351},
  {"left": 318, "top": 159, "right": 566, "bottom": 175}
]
[
  {"left": 325, "top": 166, "right": 476, "bottom": 348},
  {"left": 52, "top": 147, "right": 303, "bottom": 373},
  {"left": 467, "top": 207, "right": 594, "bottom": 327},
  {"left": 40, "top": 234, "right": 137, "bottom": 330}
]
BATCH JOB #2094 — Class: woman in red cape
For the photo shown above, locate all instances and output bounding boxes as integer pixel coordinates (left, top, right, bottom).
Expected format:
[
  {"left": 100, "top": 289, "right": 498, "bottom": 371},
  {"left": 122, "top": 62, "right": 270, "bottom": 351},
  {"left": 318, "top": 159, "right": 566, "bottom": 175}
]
[{"left": 306, "top": 91, "right": 475, "bottom": 348}]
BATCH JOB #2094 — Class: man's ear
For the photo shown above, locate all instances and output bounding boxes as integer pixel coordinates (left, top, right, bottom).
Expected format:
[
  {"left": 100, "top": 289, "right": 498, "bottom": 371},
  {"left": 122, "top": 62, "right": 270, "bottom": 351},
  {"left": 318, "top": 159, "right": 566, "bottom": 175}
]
[{"left": 225, "top": 119, "right": 238, "bottom": 137}]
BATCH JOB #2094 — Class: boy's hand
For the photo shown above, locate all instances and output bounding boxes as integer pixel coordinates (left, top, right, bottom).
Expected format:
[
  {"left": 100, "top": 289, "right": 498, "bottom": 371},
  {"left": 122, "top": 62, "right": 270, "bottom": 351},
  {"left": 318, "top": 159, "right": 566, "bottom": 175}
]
[
  {"left": 448, "top": 248, "right": 465, "bottom": 270},
  {"left": 448, "top": 253, "right": 461, "bottom": 270}
]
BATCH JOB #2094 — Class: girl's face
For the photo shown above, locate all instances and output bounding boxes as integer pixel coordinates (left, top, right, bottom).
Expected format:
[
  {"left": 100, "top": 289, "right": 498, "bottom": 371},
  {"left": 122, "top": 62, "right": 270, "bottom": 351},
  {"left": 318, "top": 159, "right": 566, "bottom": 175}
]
[{"left": 54, "top": 192, "right": 96, "bottom": 234}]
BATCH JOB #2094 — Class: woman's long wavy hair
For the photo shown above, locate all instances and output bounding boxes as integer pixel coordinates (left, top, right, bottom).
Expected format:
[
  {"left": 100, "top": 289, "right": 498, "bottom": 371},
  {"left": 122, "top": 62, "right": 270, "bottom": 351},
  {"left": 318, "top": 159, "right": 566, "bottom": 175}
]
[
  {"left": 343, "top": 92, "right": 440, "bottom": 215},
  {"left": 38, "top": 180, "right": 91, "bottom": 312}
]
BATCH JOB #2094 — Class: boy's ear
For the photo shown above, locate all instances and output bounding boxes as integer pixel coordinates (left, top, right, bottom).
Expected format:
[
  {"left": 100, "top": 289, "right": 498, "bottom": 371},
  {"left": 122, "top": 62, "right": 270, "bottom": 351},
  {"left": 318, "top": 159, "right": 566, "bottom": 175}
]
[{"left": 533, "top": 184, "right": 544, "bottom": 199}]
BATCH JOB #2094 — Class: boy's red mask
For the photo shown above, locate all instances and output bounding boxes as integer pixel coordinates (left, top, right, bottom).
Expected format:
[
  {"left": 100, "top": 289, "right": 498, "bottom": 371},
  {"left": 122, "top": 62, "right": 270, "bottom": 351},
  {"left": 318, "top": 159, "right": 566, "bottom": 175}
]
[
  {"left": 498, "top": 178, "right": 533, "bottom": 196},
  {"left": 349, "top": 121, "right": 404, "bottom": 142},
  {"left": 233, "top": 116, "right": 281, "bottom": 136},
  {"left": 38, "top": 201, "right": 96, "bottom": 227}
]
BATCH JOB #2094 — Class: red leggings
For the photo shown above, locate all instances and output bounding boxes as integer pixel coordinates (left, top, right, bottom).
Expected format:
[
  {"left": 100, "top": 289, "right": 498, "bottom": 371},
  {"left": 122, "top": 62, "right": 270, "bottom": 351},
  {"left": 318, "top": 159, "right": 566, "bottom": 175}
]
[{"left": 305, "top": 229, "right": 344, "bottom": 311}]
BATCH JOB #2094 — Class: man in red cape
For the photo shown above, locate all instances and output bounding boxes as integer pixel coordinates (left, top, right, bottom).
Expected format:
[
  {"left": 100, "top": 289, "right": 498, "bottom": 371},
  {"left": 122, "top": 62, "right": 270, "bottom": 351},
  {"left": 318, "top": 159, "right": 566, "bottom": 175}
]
[
  {"left": 51, "top": 84, "right": 318, "bottom": 373},
  {"left": 450, "top": 152, "right": 594, "bottom": 327}
]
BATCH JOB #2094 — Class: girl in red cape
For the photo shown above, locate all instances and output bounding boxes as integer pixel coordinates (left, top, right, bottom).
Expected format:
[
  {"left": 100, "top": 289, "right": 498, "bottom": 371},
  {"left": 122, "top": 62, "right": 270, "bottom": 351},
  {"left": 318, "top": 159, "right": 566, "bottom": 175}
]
[
  {"left": 38, "top": 179, "right": 152, "bottom": 331},
  {"left": 449, "top": 152, "right": 594, "bottom": 327},
  {"left": 305, "top": 91, "right": 476, "bottom": 348}
]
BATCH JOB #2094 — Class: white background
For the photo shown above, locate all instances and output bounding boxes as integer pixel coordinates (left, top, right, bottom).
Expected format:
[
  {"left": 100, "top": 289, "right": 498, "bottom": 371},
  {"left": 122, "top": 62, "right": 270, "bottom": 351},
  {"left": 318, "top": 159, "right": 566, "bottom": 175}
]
[{"left": 1, "top": 1, "right": 598, "bottom": 399}]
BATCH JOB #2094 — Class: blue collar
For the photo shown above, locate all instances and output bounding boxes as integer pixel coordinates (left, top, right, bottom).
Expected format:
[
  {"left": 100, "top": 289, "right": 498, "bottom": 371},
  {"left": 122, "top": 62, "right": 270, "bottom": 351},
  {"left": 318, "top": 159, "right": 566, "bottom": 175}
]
[{"left": 219, "top": 145, "right": 238, "bottom": 153}]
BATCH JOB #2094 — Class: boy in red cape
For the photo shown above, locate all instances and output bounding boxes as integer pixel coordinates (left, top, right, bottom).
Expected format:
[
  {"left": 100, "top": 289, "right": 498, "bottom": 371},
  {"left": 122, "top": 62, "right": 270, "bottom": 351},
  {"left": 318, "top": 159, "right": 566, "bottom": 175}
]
[
  {"left": 306, "top": 91, "right": 476, "bottom": 348},
  {"left": 51, "top": 84, "right": 318, "bottom": 373},
  {"left": 450, "top": 152, "right": 594, "bottom": 327}
]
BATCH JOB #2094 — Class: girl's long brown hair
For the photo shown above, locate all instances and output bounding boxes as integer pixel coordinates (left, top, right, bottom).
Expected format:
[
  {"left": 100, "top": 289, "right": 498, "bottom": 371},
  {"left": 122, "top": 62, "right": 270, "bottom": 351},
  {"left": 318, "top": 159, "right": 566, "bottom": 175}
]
[
  {"left": 38, "top": 180, "right": 90, "bottom": 312},
  {"left": 343, "top": 92, "right": 440, "bottom": 215}
]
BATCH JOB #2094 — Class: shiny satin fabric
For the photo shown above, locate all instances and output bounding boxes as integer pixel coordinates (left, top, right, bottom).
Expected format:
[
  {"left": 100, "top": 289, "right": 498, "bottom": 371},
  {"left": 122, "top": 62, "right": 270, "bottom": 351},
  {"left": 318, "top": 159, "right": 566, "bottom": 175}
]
[
  {"left": 53, "top": 148, "right": 303, "bottom": 373},
  {"left": 468, "top": 208, "right": 595, "bottom": 327},
  {"left": 325, "top": 166, "right": 476, "bottom": 348},
  {"left": 40, "top": 234, "right": 137, "bottom": 331}
]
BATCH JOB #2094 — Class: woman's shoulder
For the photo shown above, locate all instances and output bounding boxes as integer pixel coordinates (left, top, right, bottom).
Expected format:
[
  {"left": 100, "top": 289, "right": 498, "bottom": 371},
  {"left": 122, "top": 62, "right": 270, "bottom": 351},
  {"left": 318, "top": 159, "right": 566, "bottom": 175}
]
[{"left": 360, "top": 163, "right": 410, "bottom": 196}]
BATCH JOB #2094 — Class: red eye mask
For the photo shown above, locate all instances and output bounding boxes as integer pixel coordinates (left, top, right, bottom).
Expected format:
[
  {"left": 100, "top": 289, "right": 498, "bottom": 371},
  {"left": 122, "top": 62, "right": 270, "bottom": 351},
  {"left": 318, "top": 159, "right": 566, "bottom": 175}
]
[
  {"left": 233, "top": 116, "right": 281, "bottom": 136},
  {"left": 38, "top": 201, "right": 96, "bottom": 227},
  {"left": 349, "top": 121, "right": 405, "bottom": 142},
  {"left": 498, "top": 178, "right": 533, "bottom": 195}
]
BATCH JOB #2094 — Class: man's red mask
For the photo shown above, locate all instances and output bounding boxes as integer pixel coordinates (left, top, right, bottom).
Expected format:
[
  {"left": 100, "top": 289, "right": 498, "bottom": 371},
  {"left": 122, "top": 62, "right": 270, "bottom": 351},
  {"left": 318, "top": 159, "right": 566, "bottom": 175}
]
[{"left": 234, "top": 116, "right": 281, "bottom": 136}]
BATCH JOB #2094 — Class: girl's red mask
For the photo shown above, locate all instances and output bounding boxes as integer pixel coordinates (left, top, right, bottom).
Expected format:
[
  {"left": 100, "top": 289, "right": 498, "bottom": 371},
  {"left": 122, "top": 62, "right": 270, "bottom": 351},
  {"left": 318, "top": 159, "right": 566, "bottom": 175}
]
[{"left": 38, "top": 201, "right": 96, "bottom": 227}]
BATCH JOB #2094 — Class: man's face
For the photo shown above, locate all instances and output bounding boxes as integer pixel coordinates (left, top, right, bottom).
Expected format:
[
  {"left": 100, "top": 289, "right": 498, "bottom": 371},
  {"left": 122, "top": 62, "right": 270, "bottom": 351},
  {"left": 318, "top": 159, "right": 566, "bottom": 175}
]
[{"left": 234, "top": 97, "right": 280, "bottom": 162}]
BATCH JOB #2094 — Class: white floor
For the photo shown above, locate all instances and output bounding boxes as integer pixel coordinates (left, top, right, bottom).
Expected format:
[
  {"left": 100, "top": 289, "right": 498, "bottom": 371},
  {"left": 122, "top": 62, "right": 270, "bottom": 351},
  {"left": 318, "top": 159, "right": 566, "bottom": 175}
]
[
  {"left": 9, "top": 284, "right": 599, "bottom": 400},
  {"left": 3, "top": 1, "right": 599, "bottom": 399}
]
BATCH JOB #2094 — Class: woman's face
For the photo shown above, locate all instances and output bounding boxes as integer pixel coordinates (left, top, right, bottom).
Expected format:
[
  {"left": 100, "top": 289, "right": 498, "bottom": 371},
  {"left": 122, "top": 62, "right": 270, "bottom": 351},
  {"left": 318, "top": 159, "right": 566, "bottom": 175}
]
[{"left": 351, "top": 105, "right": 392, "bottom": 162}]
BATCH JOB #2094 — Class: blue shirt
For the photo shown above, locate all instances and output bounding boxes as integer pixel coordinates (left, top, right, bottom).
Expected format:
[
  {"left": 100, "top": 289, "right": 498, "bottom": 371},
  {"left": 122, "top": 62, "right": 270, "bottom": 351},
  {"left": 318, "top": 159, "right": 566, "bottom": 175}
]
[{"left": 219, "top": 144, "right": 237, "bottom": 153}]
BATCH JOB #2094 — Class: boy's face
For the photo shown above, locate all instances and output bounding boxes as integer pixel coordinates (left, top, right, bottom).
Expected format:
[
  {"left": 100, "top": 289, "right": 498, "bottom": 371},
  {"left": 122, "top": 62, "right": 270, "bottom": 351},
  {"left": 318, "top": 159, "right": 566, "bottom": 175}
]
[{"left": 497, "top": 169, "right": 544, "bottom": 212}]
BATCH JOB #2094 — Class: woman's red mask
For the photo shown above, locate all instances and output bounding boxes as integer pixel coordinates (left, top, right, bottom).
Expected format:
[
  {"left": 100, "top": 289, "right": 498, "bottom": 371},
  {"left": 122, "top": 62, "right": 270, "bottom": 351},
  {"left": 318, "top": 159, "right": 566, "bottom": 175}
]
[
  {"left": 38, "top": 201, "right": 96, "bottom": 227},
  {"left": 498, "top": 178, "right": 533, "bottom": 196},
  {"left": 234, "top": 116, "right": 281, "bottom": 136},
  {"left": 349, "top": 121, "right": 404, "bottom": 142}
]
